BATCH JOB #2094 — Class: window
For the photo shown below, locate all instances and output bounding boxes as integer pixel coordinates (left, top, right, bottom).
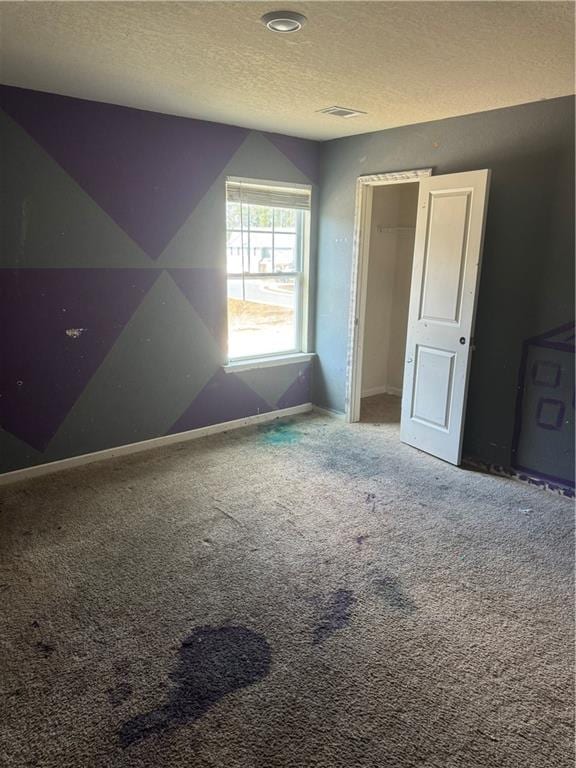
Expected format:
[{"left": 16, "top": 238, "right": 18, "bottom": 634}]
[{"left": 225, "top": 178, "right": 311, "bottom": 361}]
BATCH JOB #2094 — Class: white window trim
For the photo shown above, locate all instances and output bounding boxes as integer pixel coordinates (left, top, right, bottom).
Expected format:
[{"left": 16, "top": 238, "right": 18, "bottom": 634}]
[
  {"left": 224, "top": 352, "right": 315, "bottom": 373},
  {"left": 225, "top": 177, "right": 312, "bottom": 363},
  {"left": 226, "top": 176, "right": 312, "bottom": 192}
]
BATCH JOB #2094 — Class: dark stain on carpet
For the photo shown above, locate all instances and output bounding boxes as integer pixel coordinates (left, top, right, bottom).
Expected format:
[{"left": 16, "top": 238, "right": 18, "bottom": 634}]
[
  {"left": 35, "top": 641, "right": 56, "bottom": 657},
  {"left": 312, "top": 589, "right": 356, "bottom": 644},
  {"left": 108, "top": 682, "right": 133, "bottom": 708},
  {"left": 309, "top": 436, "right": 389, "bottom": 479},
  {"left": 118, "top": 625, "right": 272, "bottom": 747},
  {"left": 373, "top": 575, "right": 416, "bottom": 612},
  {"left": 364, "top": 492, "right": 377, "bottom": 512}
]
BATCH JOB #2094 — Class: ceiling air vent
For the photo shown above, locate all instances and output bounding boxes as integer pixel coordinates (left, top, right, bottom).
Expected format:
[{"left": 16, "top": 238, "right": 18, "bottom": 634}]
[{"left": 318, "top": 106, "right": 367, "bottom": 119}]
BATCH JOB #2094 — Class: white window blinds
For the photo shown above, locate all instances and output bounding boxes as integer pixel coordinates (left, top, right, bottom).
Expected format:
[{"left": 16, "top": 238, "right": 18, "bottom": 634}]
[{"left": 226, "top": 179, "right": 311, "bottom": 210}]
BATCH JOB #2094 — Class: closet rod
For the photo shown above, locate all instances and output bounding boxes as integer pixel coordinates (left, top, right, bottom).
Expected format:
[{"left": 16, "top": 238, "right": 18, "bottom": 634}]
[{"left": 375, "top": 226, "right": 416, "bottom": 233}]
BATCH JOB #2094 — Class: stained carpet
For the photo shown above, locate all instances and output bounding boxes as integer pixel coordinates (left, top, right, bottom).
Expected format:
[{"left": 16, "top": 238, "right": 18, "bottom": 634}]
[{"left": 0, "top": 407, "right": 573, "bottom": 768}]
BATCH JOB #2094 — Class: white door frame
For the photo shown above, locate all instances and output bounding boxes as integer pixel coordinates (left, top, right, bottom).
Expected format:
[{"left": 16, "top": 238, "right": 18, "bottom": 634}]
[{"left": 345, "top": 168, "right": 433, "bottom": 422}]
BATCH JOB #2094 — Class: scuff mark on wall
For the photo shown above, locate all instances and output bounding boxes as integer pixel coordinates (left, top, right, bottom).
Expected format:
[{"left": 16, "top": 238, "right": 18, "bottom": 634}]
[{"left": 65, "top": 328, "right": 86, "bottom": 338}]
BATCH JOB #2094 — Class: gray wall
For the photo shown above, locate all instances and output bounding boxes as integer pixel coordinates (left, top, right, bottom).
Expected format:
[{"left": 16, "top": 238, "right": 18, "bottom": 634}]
[{"left": 314, "top": 96, "right": 575, "bottom": 470}]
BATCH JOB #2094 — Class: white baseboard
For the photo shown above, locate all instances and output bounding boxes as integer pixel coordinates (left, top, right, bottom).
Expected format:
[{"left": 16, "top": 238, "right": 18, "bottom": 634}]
[
  {"left": 312, "top": 405, "right": 346, "bottom": 420},
  {"left": 0, "top": 403, "right": 313, "bottom": 487},
  {"left": 361, "top": 385, "right": 402, "bottom": 398},
  {"left": 361, "top": 385, "right": 388, "bottom": 397}
]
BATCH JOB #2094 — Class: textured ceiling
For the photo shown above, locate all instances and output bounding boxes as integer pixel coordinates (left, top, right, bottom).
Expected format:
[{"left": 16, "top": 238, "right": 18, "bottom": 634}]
[{"left": 0, "top": 1, "right": 574, "bottom": 140}]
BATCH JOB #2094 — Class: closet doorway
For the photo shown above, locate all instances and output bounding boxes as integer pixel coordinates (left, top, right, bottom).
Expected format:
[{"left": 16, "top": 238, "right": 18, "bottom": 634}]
[
  {"left": 360, "top": 180, "right": 419, "bottom": 424},
  {"left": 346, "top": 168, "right": 491, "bottom": 465},
  {"left": 348, "top": 169, "right": 431, "bottom": 427}
]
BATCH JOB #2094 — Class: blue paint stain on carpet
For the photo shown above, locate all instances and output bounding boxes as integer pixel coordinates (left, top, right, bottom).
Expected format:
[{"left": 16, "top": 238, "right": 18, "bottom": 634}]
[{"left": 259, "top": 420, "right": 301, "bottom": 446}]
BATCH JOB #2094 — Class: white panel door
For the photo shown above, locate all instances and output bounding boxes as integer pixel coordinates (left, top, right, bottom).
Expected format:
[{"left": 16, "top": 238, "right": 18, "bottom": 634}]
[{"left": 400, "top": 170, "right": 490, "bottom": 465}]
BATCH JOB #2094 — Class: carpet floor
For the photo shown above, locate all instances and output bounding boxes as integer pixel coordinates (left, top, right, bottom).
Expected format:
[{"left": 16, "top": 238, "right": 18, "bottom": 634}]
[{"left": 0, "top": 405, "right": 573, "bottom": 768}]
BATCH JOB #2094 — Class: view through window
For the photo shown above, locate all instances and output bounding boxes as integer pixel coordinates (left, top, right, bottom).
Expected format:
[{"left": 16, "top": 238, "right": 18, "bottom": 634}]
[{"left": 226, "top": 180, "right": 311, "bottom": 360}]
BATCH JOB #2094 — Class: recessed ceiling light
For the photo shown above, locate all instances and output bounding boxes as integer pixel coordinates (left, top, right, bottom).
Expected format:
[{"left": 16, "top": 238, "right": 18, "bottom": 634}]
[
  {"left": 261, "top": 10, "right": 307, "bottom": 33},
  {"left": 318, "top": 106, "right": 367, "bottom": 119}
]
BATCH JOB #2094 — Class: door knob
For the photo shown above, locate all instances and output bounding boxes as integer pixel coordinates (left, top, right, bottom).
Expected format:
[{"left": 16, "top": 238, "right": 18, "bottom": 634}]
[{"left": 459, "top": 337, "right": 466, "bottom": 345}]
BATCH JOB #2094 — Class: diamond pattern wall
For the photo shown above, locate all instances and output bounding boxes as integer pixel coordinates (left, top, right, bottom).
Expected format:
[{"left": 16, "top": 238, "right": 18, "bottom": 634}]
[{"left": 0, "top": 85, "right": 318, "bottom": 474}]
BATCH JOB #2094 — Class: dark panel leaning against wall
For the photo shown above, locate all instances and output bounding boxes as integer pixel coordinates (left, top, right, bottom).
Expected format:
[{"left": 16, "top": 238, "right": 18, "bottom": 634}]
[
  {"left": 315, "top": 96, "right": 575, "bottom": 488},
  {"left": 0, "top": 86, "right": 320, "bottom": 475}
]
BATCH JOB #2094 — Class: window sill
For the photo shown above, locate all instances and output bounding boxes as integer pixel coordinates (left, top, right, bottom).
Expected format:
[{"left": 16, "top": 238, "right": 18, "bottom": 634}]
[{"left": 224, "top": 352, "right": 315, "bottom": 373}]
